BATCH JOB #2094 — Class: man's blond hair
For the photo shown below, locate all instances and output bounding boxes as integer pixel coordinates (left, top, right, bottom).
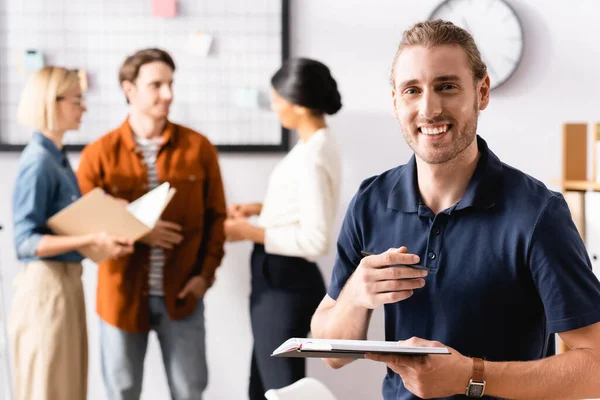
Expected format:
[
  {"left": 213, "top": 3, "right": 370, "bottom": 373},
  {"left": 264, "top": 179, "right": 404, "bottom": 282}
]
[
  {"left": 17, "top": 66, "right": 80, "bottom": 131},
  {"left": 390, "top": 19, "right": 487, "bottom": 86}
]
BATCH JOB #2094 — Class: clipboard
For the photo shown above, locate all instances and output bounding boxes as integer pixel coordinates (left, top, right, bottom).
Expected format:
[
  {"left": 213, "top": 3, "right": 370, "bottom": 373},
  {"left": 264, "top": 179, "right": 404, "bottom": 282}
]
[
  {"left": 47, "top": 182, "right": 176, "bottom": 263},
  {"left": 272, "top": 338, "right": 450, "bottom": 359}
]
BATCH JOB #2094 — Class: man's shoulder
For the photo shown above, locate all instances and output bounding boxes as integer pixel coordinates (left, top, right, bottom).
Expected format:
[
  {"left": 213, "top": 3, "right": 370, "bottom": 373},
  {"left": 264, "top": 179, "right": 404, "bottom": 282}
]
[
  {"left": 82, "top": 126, "right": 124, "bottom": 156},
  {"left": 174, "top": 123, "right": 214, "bottom": 147},
  {"left": 500, "top": 162, "right": 560, "bottom": 208},
  {"left": 353, "top": 164, "right": 407, "bottom": 206},
  {"left": 172, "top": 123, "right": 220, "bottom": 163}
]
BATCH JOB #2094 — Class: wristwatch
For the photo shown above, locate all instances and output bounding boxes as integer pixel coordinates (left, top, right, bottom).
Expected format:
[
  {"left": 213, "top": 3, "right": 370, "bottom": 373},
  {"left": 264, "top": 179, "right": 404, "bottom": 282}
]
[{"left": 465, "top": 357, "right": 486, "bottom": 397}]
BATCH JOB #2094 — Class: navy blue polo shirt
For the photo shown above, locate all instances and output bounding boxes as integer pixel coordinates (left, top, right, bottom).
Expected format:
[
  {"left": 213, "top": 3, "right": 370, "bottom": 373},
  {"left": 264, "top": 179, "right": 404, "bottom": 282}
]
[{"left": 328, "top": 136, "right": 600, "bottom": 400}]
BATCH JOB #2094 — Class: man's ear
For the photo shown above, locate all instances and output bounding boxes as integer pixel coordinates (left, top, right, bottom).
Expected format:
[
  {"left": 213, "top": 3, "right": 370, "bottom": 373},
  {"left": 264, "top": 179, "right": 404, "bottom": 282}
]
[
  {"left": 392, "top": 89, "right": 399, "bottom": 119},
  {"left": 478, "top": 75, "right": 491, "bottom": 111},
  {"left": 121, "top": 80, "right": 135, "bottom": 103}
]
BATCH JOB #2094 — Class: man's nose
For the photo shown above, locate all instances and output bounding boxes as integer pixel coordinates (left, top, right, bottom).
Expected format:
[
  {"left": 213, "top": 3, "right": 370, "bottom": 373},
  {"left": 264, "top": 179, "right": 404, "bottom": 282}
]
[
  {"left": 418, "top": 90, "right": 442, "bottom": 120},
  {"left": 161, "top": 85, "right": 173, "bottom": 101}
]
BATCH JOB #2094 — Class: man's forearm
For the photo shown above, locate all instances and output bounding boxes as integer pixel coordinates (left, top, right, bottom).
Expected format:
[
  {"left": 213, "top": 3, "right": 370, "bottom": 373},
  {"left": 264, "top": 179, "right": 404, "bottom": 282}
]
[
  {"left": 312, "top": 296, "right": 371, "bottom": 340},
  {"left": 311, "top": 288, "right": 373, "bottom": 368},
  {"left": 485, "top": 348, "right": 600, "bottom": 399}
]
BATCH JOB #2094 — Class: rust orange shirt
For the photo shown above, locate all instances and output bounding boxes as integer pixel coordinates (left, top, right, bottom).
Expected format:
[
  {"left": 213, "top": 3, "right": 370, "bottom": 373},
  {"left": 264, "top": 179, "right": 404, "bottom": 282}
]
[{"left": 77, "top": 119, "right": 226, "bottom": 332}]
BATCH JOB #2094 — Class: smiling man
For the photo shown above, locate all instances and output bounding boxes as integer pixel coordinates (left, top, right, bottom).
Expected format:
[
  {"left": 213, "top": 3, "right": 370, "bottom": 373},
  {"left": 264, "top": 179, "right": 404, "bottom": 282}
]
[
  {"left": 77, "top": 48, "right": 226, "bottom": 400},
  {"left": 311, "top": 20, "right": 600, "bottom": 399}
]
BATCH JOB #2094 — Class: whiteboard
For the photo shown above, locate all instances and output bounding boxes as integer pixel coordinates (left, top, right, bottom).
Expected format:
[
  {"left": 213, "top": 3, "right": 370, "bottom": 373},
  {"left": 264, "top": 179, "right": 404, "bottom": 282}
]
[{"left": 0, "top": 0, "right": 290, "bottom": 153}]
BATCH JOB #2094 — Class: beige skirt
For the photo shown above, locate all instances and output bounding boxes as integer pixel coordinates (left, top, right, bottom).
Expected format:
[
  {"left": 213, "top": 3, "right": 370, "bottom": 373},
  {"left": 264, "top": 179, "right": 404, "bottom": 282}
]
[{"left": 9, "top": 260, "right": 88, "bottom": 400}]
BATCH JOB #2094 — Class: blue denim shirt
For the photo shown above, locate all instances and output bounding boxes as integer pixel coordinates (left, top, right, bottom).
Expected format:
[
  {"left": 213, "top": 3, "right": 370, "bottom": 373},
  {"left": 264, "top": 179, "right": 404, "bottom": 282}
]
[{"left": 13, "top": 132, "right": 84, "bottom": 262}]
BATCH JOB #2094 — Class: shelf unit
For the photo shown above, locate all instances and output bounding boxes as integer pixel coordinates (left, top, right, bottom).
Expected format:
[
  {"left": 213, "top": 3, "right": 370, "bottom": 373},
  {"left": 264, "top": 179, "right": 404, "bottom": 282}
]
[
  {"left": 557, "top": 122, "right": 600, "bottom": 354},
  {"left": 559, "top": 122, "right": 600, "bottom": 193}
]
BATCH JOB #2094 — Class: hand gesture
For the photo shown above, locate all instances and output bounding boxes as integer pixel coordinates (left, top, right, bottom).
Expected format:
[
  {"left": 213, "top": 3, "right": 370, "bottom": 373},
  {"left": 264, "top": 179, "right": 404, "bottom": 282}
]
[
  {"left": 346, "top": 247, "right": 428, "bottom": 309},
  {"left": 224, "top": 217, "right": 249, "bottom": 242},
  {"left": 93, "top": 232, "right": 134, "bottom": 259},
  {"left": 366, "top": 337, "right": 471, "bottom": 399},
  {"left": 227, "top": 203, "right": 262, "bottom": 219},
  {"left": 140, "top": 220, "right": 184, "bottom": 249}
]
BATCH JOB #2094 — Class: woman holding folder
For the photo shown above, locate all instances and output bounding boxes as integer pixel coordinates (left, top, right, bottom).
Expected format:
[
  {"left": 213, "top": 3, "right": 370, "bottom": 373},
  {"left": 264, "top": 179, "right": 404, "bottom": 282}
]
[
  {"left": 225, "top": 58, "right": 343, "bottom": 398},
  {"left": 9, "top": 66, "right": 134, "bottom": 400}
]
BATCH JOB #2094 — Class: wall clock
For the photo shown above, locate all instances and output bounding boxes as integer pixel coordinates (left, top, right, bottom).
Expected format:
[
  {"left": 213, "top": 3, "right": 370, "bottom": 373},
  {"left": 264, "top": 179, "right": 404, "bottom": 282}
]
[{"left": 429, "top": 0, "right": 524, "bottom": 90}]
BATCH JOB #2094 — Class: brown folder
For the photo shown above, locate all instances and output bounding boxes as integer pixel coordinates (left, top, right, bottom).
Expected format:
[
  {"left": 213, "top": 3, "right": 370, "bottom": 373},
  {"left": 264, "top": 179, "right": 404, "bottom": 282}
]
[{"left": 47, "top": 183, "right": 175, "bottom": 263}]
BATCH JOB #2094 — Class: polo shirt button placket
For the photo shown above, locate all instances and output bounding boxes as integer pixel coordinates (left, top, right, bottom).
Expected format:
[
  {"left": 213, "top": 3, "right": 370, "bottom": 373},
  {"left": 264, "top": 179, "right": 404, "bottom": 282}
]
[{"left": 426, "top": 220, "right": 444, "bottom": 271}]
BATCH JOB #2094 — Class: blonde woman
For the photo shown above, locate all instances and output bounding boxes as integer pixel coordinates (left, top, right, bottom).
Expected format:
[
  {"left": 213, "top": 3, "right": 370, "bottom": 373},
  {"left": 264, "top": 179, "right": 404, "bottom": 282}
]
[{"left": 9, "top": 66, "right": 134, "bottom": 400}]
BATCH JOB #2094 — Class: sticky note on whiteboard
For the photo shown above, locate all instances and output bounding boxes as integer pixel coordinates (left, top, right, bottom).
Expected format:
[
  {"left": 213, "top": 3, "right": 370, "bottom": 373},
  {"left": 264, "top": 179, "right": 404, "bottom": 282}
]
[
  {"left": 152, "top": 0, "right": 176, "bottom": 18},
  {"left": 187, "top": 32, "right": 213, "bottom": 57},
  {"left": 23, "top": 49, "right": 44, "bottom": 72},
  {"left": 234, "top": 87, "right": 260, "bottom": 109}
]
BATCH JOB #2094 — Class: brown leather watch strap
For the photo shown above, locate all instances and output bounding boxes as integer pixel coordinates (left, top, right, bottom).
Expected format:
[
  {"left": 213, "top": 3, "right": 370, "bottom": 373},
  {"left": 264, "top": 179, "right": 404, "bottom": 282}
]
[{"left": 472, "top": 357, "right": 485, "bottom": 383}]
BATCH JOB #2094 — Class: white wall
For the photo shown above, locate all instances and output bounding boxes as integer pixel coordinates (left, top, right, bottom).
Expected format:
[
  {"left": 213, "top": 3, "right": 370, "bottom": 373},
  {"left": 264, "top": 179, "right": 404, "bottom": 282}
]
[{"left": 2, "top": 0, "right": 600, "bottom": 399}]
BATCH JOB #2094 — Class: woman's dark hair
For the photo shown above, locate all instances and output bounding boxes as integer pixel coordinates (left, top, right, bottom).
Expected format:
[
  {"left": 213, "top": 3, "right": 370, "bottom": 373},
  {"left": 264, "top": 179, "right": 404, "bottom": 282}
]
[{"left": 271, "top": 58, "right": 342, "bottom": 115}]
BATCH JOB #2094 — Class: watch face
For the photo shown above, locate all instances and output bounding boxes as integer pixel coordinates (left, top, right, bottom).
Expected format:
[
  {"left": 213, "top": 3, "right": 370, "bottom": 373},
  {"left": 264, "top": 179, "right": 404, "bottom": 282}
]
[
  {"left": 467, "top": 382, "right": 485, "bottom": 397},
  {"left": 429, "top": 0, "right": 524, "bottom": 90}
]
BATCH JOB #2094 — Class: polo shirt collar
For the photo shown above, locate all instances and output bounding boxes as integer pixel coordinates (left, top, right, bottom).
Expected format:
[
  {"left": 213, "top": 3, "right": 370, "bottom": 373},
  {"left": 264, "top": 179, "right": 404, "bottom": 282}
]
[
  {"left": 387, "top": 135, "right": 503, "bottom": 213},
  {"left": 455, "top": 136, "right": 503, "bottom": 210},
  {"left": 387, "top": 154, "right": 419, "bottom": 213}
]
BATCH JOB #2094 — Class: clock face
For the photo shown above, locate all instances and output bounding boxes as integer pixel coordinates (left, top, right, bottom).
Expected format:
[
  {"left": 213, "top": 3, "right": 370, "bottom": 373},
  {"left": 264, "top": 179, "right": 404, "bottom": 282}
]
[{"left": 429, "top": 0, "right": 524, "bottom": 90}]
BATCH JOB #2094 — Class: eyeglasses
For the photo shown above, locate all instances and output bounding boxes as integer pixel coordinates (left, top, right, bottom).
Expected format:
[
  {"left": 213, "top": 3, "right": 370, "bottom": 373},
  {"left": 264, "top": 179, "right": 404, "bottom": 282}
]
[{"left": 56, "top": 96, "right": 86, "bottom": 108}]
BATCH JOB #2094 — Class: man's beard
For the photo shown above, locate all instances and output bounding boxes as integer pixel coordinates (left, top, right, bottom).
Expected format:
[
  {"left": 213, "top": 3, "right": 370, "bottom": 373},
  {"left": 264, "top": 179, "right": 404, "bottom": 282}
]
[{"left": 401, "top": 98, "right": 479, "bottom": 165}]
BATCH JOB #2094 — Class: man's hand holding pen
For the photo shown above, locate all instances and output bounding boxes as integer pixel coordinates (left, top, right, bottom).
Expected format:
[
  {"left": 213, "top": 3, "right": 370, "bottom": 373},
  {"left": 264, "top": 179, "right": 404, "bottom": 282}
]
[{"left": 346, "top": 247, "right": 428, "bottom": 309}]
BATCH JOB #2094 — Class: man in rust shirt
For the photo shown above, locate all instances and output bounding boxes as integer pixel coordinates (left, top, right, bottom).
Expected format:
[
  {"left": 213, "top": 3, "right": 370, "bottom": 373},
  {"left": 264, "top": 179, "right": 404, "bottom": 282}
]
[{"left": 77, "top": 48, "right": 226, "bottom": 400}]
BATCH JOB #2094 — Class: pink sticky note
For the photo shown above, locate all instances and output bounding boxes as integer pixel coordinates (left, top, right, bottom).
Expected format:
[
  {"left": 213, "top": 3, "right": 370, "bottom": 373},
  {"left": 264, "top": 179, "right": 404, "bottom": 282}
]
[{"left": 152, "top": 0, "right": 176, "bottom": 18}]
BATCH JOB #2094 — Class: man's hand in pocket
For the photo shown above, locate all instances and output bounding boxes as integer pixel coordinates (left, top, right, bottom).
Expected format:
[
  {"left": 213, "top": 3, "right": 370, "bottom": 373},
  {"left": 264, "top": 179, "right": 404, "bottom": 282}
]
[{"left": 178, "top": 276, "right": 209, "bottom": 299}]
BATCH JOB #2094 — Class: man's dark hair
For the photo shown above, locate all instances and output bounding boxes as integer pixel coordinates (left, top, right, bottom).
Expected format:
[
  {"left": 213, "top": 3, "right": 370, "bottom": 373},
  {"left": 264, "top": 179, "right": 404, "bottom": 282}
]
[{"left": 119, "top": 48, "right": 176, "bottom": 103}]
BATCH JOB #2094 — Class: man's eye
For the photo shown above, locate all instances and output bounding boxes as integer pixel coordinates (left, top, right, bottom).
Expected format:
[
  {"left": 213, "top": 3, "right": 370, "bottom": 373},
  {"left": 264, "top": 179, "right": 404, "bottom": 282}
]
[
  {"left": 404, "top": 88, "right": 419, "bottom": 95},
  {"left": 441, "top": 84, "right": 456, "bottom": 90}
]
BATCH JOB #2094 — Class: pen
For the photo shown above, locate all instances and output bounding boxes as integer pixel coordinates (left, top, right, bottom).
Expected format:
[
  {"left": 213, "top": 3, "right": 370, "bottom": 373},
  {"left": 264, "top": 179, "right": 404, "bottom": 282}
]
[{"left": 360, "top": 250, "right": 430, "bottom": 271}]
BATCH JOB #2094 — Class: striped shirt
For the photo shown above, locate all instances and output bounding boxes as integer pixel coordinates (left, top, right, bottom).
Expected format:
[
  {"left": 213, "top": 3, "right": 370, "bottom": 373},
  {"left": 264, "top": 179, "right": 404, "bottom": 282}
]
[{"left": 134, "top": 135, "right": 165, "bottom": 296}]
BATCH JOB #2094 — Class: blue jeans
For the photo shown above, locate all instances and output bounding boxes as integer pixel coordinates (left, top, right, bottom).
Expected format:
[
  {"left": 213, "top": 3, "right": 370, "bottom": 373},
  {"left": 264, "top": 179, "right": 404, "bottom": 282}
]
[{"left": 100, "top": 296, "right": 207, "bottom": 400}]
